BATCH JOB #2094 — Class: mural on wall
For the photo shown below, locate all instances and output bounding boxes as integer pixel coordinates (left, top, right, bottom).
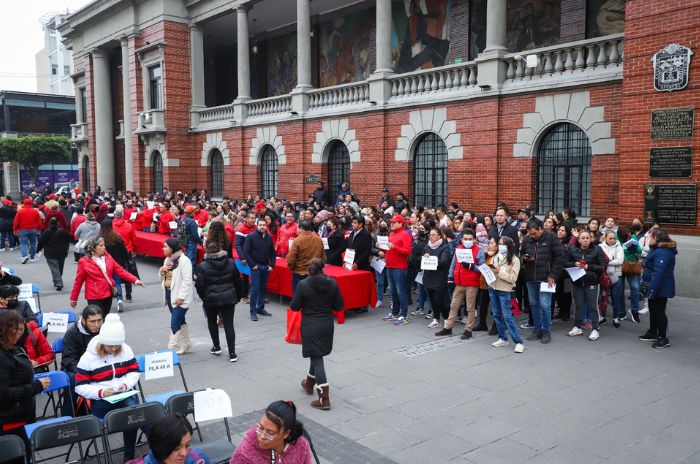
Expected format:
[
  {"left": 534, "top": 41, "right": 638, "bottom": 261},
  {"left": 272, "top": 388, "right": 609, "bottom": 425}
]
[
  {"left": 319, "top": 10, "right": 372, "bottom": 87},
  {"left": 505, "top": 0, "right": 561, "bottom": 52},
  {"left": 267, "top": 32, "right": 297, "bottom": 96},
  {"left": 391, "top": 0, "right": 451, "bottom": 73},
  {"left": 469, "top": 0, "right": 487, "bottom": 59},
  {"left": 586, "top": 0, "right": 625, "bottom": 38}
]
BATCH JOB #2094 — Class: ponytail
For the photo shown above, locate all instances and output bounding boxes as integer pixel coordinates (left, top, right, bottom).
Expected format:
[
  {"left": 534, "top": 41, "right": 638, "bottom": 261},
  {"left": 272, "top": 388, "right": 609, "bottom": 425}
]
[{"left": 265, "top": 400, "right": 305, "bottom": 444}]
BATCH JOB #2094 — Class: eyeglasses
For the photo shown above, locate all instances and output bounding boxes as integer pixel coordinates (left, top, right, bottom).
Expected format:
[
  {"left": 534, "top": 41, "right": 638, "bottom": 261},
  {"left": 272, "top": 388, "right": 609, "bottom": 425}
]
[{"left": 255, "top": 424, "right": 279, "bottom": 441}]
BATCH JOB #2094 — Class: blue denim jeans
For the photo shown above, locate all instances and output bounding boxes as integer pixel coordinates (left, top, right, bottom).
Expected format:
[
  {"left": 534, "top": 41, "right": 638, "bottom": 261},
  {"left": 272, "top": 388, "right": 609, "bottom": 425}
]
[
  {"left": 374, "top": 268, "right": 386, "bottom": 302},
  {"left": 387, "top": 268, "right": 409, "bottom": 318},
  {"left": 185, "top": 243, "right": 197, "bottom": 270},
  {"left": 0, "top": 231, "right": 15, "bottom": 249},
  {"left": 292, "top": 273, "right": 307, "bottom": 294},
  {"left": 19, "top": 230, "right": 37, "bottom": 259},
  {"left": 417, "top": 283, "right": 433, "bottom": 311},
  {"left": 526, "top": 281, "right": 553, "bottom": 334},
  {"left": 165, "top": 287, "right": 188, "bottom": 334},
  {"left": 112, "top": 274, "right": 132, "bottom": 301},
  {"left": 610, "top": 278, "right": 625, "bottom": 319},
  {"left": 250, "top": 266, "right": 270, "bottom": 314},
  {"left": 488, "top": 288, "right": 523, "bottom": 344},
  {"left": 91, "top": 394, "right": 140, "bottom": 455},
  {"left": 623, "top": 274, "right": 640, "bottom": 313}
]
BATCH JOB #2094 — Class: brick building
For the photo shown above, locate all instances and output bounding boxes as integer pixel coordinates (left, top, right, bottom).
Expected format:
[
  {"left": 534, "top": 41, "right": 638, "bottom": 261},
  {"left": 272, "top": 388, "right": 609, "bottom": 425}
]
[{"left": 58, "top": 0, "right": 699, "bottom": 291}]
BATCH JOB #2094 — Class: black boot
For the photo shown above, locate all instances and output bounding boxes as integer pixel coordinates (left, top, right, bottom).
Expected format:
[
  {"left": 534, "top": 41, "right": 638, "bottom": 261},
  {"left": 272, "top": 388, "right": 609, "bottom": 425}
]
[{"left": 488, "top": 324, "right": 498, "bottom": 336}]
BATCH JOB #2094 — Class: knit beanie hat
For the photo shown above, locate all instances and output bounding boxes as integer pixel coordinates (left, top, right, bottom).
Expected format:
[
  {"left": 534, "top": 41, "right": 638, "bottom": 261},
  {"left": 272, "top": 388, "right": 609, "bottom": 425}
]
[
  {"left": 476, "top": 223, "right": 487, "bottom": 239},
  {"left": 99, "top": 314, "right": 126, "bottom": 345},
  {"left": 165, "top": 237, "right": 181, "bottom": 253}
]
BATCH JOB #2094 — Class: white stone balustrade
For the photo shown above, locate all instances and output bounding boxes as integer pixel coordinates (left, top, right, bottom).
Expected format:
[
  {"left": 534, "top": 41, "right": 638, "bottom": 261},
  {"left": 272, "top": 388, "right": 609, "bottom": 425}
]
[
  {"left": 308, "top": 82, "right": 370, "bottom": 110},
  {"left": 198, "top": 103, "right": 235, "bottom": 124},
  {"left": 71, "top": 123, "right": 88, "bottom": 142},
  {"left": 136, "top": 109, "right": 166, "bottom": 133},
  {"left": 389, "top": 62, "right": 478, "bottom": 99},
  {"left": 248, "top": 95, "right": 292, "bottom": 117}
]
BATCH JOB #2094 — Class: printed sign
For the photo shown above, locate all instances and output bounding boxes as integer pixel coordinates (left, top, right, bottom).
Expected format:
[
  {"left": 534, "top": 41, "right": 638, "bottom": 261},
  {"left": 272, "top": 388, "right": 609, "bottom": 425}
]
[
  {"left": 344, "top": 249, "right": 356, "bottom": 270},
  {"left": 455, "top": 249, "right": 474, "bottom": 264},
  {"left": 44, "top": 312, "right": 69, "bottom": 333},
  {"left": 322, "top": 237, "right": 329, "bottom": 250},
  {"left": 421, "top": 256, "right": 438, "bottom": 270},
  {"left": 478, "top": 264, "right": 496, "bottom": 286},
  {"left": 144, "top": 351, "right": 174, "bottom": 380},
  {"left": 147, "top": 201, "right": 155, "bottom": 209},
  {"left": 169, "top": 221, "right": 178, "bottom": 229},
  {"left": 376, "top": 236, "right": 389, "bottom": 250},
  {"left": 370, "top": 257, "right": 386, "bottom": 273},
  {"left": 18, "top": 284, "right": 33, "bottom": 301},
  {"left": 130, "top": 212, "right": 138, "bottom": 221},
  {"left": 194, "top": 388, "right": 232, "bottom": 423}
]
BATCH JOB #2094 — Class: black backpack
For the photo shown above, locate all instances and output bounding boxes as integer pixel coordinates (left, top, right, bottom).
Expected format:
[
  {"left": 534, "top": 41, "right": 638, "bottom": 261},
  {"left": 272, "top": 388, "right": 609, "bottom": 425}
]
[{"left": 176, "top": 218, "right": 189, "bottom": 248}]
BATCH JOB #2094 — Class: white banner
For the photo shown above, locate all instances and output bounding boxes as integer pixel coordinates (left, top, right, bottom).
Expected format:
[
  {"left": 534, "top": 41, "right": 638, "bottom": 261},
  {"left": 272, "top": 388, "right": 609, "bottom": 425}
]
[
  {"left": 194, "top": 388, "right": 232, "bottom": 423},
  {"left": 44, "top": 312, "right": 69, "bottom": 333},
  {"left": 144, "top": 351, "right": 175, "bottom": 380},
  {"left": 421, "top": 256, "right": 438, "bottom": 270}
]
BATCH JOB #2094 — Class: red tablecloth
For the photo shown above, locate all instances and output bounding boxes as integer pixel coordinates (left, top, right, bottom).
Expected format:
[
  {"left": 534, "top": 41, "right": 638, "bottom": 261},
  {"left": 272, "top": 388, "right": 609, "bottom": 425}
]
[{"left": 134, "top": 231, "right": 204, "bottom": 263}]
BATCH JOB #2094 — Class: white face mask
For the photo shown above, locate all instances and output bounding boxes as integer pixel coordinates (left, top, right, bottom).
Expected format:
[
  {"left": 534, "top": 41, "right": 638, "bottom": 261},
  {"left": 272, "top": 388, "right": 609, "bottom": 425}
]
[
  {"left": 463, "top": 240, "right": 473, "bottom": 248},
  {"left": 498, "top": 245, "right": 508, "bottom": 254}
]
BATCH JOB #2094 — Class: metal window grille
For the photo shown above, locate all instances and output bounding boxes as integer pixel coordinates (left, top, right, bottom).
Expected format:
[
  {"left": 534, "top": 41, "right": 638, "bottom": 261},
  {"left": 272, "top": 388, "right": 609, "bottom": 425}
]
[
  {"left": 149, "top": 65, "right": 162, "bottom": 110},
  {"left": 151, "top": 151, "right": 163, "bottom": 192},
  {"left": 260, "top": 145, "right": 278, "bottom": 198},
  {"left": 82, "top": 156, "right": 90, "bottom": 191},
  {"left": 413, "top": 133, "right": 447, "bottom": 208},
  {"left": 210, "top": 149, "right": 224, "bottom": 198},
  {"left": 536, "top": 123, "right": 592, "bottom": 216},
  {"left": 327, "top": 141, "right": 350, "bottom": 193}
]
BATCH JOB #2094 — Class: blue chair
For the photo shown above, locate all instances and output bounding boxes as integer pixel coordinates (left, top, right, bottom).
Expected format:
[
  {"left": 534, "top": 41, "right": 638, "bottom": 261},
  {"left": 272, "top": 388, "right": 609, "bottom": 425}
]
[
  {"left": 51, "top": 337, "right": 63, "bottom": 370},
  {"left": 135, "top": 350, "right": 189, "bottom": 406},
  {"left": 4, "top": 266, "right": 15, "bottom": 275},
  {"left": 25, "top": 371, "right": 75, "bottom": 439}
]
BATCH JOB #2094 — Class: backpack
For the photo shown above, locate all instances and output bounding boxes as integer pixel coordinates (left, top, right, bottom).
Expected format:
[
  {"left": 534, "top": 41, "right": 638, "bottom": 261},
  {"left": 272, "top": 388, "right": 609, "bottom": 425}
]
[{"left": 176, "top": 218, "right": 189, "bottom": 248}]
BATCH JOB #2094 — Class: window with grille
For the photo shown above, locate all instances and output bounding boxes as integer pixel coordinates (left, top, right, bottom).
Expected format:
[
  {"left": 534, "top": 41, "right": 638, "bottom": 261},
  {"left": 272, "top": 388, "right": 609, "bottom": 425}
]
[
  {"left": 536, "top": 123, "right": 592, "bottom": 217},
  {"left": 151, "top": 151, "right": 163, "bottom": 192},
  {"left": 260, "top": 145, "right": 278, "bottom": 198},
  {"left": 148, "top": 65, "right": 162, "bottom": 110},
  {"left": 413, "top": 133, "right": 447, "bottom": 208},
  {"left": 82, "top": 156, "right": 90, "bottom": 191},
  {"left": 327, "top": 141, "right": 350, "bottom": 194},
  {"left": 208, "top": 149, "right": 224, "bottom": 198}
]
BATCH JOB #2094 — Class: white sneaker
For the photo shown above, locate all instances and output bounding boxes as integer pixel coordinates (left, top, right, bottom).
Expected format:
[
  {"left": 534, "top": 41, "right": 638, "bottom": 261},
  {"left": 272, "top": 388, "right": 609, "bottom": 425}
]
[
  {"left": 428, "top": 318, "right": 440, "bottom": 329},
  {"left": 491, "top": 339, "right": 509, "bottom": 347},
  {"left": 638, "top": 305, "right": 649, "bottom": 315},
  {"left": 375, "top": 300, "right": 383, "bottom": 309},
  {"left": 589, "top": 330, "right": 600, "bottom": 341},
  {"left": 568, "top": 326, "right": 583, "bottom": 336},
  {"left": 514, "top": 343, "right": 525, "bottom": 353}
]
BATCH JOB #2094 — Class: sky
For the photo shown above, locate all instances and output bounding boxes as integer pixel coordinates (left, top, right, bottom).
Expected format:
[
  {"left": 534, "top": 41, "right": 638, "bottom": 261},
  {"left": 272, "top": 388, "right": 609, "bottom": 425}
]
[{"left": 0, "top": 0, "right": 93, "bottom": 93}]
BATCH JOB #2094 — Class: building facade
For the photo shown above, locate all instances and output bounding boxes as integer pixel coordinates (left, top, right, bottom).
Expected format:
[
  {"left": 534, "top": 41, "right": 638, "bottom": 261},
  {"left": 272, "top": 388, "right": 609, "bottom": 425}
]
[
  {"left": 36, "top": 12, "right": 75, "bottom": 96},
  {"left": 59, "top": 1, "right": 698, "bottom": 233}
]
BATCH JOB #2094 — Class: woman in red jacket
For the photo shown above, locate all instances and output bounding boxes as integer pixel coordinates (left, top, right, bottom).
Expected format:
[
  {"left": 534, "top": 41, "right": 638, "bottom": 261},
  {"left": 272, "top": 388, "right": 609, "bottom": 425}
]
[
  {"left": 70, "top": 236, "right": 145, "bottom": 316},
  {"left": 20, "top": 320, "right": 54, "bottom": 372}
]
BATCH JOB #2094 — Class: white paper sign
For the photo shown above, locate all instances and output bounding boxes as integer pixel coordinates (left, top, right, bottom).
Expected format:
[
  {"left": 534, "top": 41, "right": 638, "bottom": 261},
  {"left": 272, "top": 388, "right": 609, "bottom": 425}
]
[
  {"left": 194, "top": 388, "right": 233, "bottom": 423},
  {"left": 415, "top": 270, "right": 424, "bottom": 284},
  {"left": 421, "top": 256, "right": 438, "bottom": 270},
  {"left": 147, "top": 201, "right": 155, "bottom": 209},
  {"left": 344, "top": 249, "right": 356, "bottom": 270},
  {"left": 18, "top": 284, "right": 33, "bottom": 301},
  {"left": 169, "top": 221, "right": 178, "bottom": 229},
  {"left": 322, "top": 237, "right": 329, "bottom": 250},
  {"left": 376, "top": 236, "right": 389, "bottom": 250},
  {"left": 144, "top": 351, "right": 174, "bottom": 380},
  {"left": 26, "top": 297, "right": 39, "bottom": 314},
  {"left": 540, "top": 282, "right": 556, "bottom": 293},
  {"left": 288, "top": 239, "right": 294, "bottom": 251},
  {"left": 478, "top": 264, "right": 496, "bottom": 286},
  {"left": 370, "top": 257, "right": 386, "bottom": 273},
  {"left": 564, "top": 267, "right": 586, "bottom": 282},
  {"left": 130, "top": 212, "right": 137, "bottom": 221},
  {"left": 44, "top": 312, "right": 69, "bottom": 333},
  {"left": 456, "top": 249, "right": 474, "bottom": 264},
  {"left": 197, "top": 227, "right": 203, "bottom": 237}
]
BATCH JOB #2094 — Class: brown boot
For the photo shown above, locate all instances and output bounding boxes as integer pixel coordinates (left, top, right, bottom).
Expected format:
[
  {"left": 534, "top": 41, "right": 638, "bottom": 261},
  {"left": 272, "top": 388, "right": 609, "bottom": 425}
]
[
  {"left": 311, "top": 383, "right": 331, "bottom": 410},
  {"left": 301, "top": 375, "right": 316, "bottom": 395}
]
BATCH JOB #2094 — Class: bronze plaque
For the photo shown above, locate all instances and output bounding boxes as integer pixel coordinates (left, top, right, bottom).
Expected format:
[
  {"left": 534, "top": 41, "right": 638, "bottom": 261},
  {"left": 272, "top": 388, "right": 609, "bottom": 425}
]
[
  {"left": 644, "top": 184, "right": 697, "bottom": 225},
  {"left": 304, "top": 174, "right": 321, "bottom": 184},
  {"left": 651, "top": 108, "right": 694, "bottom": 140},
  {"left": 649, "top": 147, "right": 692, "bottom": 178}
]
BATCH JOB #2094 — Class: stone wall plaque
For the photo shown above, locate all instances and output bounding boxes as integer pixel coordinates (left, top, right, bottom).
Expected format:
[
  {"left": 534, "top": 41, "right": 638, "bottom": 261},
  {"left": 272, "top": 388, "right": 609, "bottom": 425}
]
[
  {"left": 651, "top": 108, "right": 694, "bottom": 140},
  {"left": 304, "top": 174, "right": 321, "bottom": 184},
  {"left": 644, "top": 184, "right": 697, "bottom": 225},
  {"left": 652, "top": 44, "right": 693, "bottom": 92},
  {"left": 649, "top": 147, "right": 692, "bottom": 178}
]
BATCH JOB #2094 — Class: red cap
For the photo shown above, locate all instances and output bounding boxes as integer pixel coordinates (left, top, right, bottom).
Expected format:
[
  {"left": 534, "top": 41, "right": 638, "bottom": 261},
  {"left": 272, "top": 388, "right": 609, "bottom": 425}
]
[
  {"left": 184, "top": 205, "right": 195, "bottom": 213},
  {"left": 389, "top": 214, "right": 404, "bottom": 224},
  {"left": 3, "top": 200, "right": 12, "bottom": 206},
  {"left": 255, "top": 201, "right": 266, "bottom": 210},
  {"left": 48, "top": 194, "right": 56, "bottom": 199},
  {"left": 23, "top": 198, "right": 33, "bottom": 205}
]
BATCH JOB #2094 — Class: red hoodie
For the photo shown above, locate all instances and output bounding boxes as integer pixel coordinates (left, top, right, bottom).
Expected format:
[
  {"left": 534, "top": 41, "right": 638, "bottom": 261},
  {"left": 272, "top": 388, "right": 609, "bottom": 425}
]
[
  {"left": 43, "top": 210, "right": 69, "bottom": 231},
  {"left": 386, "top": 228, "right": 412, "bottom": 269},
  {"left": 13, "top": 205, "right": 43, "bottom": 233},
  {"left": 71, "top": 214, "right": 87, "bottom": 238},
  {"left": 112, "top": 218, "right": 136, "bottom": 252}
]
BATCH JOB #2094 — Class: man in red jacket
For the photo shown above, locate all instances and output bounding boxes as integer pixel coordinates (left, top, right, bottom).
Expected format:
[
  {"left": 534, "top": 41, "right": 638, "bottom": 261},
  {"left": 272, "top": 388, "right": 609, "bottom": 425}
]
[
  {"left": 383, "top": 214, "right": 413, "bottom": 325},
  {"left": 192, "top": 203, "right": 209, "bottom": 227},
  {"left": 113, "top": 208, "right": 137, "bottom": 304},
  {"left": 14, "top": 198, "right": 43, "bottom": 264},
  {"left": 276, "top": 212, "right": 299, "bottom": 257}
]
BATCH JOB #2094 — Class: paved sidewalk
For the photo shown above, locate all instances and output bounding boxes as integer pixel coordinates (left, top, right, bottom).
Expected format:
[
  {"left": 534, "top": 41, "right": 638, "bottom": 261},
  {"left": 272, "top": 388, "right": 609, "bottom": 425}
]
[{"left": 16, "top": 248, "right": 700, "bottom": 464}]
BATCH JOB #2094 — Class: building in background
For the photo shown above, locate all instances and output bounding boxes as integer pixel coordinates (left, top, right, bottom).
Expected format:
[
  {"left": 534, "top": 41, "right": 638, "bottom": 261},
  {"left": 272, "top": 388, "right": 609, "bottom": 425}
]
[{"left": 35, "top": 12, "right": 74, "bottom": 96}]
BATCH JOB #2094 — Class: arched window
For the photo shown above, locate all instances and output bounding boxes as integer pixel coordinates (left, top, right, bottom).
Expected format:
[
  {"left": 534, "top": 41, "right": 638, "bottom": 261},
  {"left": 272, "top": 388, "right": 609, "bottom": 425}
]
[
  {"left": 536, "top": 123, "right": 592, "bottom": 216},
  {"left": 327, "top": 141, "right": 350, "bottom": 194},
  {"left": 81, "top": 156, "right": 90, "bottom": 191},
  {"left": 151, "top": 151, "right": 163, "bottom": 193},
  {"left": 413, "top": 133, "right": 447, "bottom": 208},
  {"left": 260, "top": 145, "right": 278, "bottom": 198},
  {"left": 209, "top": 149, "right": 224, "bottom": 198}
]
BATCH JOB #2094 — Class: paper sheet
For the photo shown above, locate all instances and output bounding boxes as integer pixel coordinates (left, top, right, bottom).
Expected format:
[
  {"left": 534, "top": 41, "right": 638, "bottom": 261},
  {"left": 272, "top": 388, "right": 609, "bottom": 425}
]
[
  {"left": 103, "top": 390, "right": 140, "bottom": 404},
  {"left": 477, "top": 264, "right": 496, "bottom": 286},
  {"left": 370, "top": 257, "right": 386, "bottom": 273},
  {"left": 540, "top": 282, "right": 556, "bottom": 293},
  {"left": 414, "top": 271, "right": 424, "bottom": 284},
  {"left": 322, "top": 237, "right": 329, "bottom": 250},
  {"left": 564, "top": 266, "right": 586, "bottom": 282},
  {"left": 376, "top": 236, "right": 389, "bottom": 250},
  {"left": 455, "top": 249, "right": 474, "bottom": 264},
  {"left": 421, "top": 256, "right": 438, "bottom": 270}
]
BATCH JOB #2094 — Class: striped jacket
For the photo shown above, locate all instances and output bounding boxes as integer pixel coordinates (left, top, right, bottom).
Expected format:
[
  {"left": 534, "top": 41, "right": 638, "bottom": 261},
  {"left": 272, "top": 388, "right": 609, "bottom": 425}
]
[{"left": 74, "top": 338, "right": 140, "bottom": 400}]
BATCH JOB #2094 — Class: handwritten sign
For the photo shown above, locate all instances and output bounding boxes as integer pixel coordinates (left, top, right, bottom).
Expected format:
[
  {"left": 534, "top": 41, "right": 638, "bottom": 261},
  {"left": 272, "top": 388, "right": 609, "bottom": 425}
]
[
  {"left": 169, "top": 221, "right": 178, "bottom": 229},
  {"left": 18, "top": 284, "right": 33, "bottom": 301},
  {"left": 376, "top": 236, "right": 389, "bottom": 250},
  {"left": 130, "top": 212, "right": 137, "bottom": 221},
  {"left": 44, "top": 312, "right": 69, "bottom": 333},
  {"left": 421, "top": 256, "right": 438, "bottom": 270},
  {"left": 455, "top": 249, "right": 474, "bottom": 264},
  {"left": 144, "top": 351, "right": 174, "bottom": 380},
  {"left": 478, "top": 264, "right": 496, "bottom": 286},
  {"left": 344, "top": 249, "right": 355, "bottom": 270},
  {"left": 194, "top": 388, "right": 232, "bottom": 423},
  {"left": 322, "top": 237, "right": 329, "bottom": 250}
]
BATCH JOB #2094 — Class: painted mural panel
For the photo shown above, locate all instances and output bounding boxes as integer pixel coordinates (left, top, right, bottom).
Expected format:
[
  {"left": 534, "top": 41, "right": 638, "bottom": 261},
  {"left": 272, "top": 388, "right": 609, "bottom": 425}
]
[
  {"left": 391, "top": 0, "right": 452, "bottom": 73},
  {"left": 267, "top": 32, "right": 297, "bottom": 97},
  {"left": 506, "top": 0, "right": 561, "bottom": 52},
  {"left": 586, "top": 0, "right": 625, "bottom": 38},
  {"left": 319, "top": 10, "right": 372, "bottom": 87}
]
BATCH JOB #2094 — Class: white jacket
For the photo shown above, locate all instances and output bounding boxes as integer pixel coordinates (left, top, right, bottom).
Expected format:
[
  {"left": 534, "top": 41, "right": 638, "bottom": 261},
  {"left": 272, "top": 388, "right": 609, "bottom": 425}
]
[
  {"left": 599, "top": 240, "right": 624, "bottom": 280},
  {"left": 74, "top": 337, "right": 140, "bottom": 400},
  {"left": 161, "top": 253, "right": 193, "bottom": 308}
]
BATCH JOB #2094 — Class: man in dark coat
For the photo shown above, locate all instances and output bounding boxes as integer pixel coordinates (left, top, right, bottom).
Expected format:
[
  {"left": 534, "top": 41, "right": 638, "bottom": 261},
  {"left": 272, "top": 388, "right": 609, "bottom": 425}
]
[
  {"left": 312, "top": 182, "right": 327, "bottom": 205},
  {"left": 0, "top": 200, "right": 17, "bottom": 250},
  {"left": 243, "top": 218, "right": 276, "bottom": 321},
  {"left": 488, "top": 207, "right": 520, "bottom": 247},
  {"left": 346, "top": 216, "right": 372, "bottom": 271}
]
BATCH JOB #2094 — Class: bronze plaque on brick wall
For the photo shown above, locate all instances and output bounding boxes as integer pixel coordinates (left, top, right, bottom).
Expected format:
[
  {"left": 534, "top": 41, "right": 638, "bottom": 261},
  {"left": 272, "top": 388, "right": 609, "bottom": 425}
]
[
  {"left": 651, "top": 108, "right": 694, "bottom": 140},
  {"left": 650, "top": 147, "right": 692, "bottom": 178},
  {"left": 644, "top": 184, "right": 697, "bottom": 225}
]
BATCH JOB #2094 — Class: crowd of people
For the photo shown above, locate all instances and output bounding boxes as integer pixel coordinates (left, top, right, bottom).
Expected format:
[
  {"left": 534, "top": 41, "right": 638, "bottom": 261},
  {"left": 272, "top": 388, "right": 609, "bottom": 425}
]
[{"left": 0, "top": 180, "right": 680, "bottom": 464}]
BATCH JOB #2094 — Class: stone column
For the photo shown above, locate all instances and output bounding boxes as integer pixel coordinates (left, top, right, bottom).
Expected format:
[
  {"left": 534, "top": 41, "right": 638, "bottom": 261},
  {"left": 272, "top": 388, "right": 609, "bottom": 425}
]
[
  {"left": 236, "top": 7, "right": 251, "bottom": 100},
  {"left": 484, "top": 0, "right": 507, "bottom": 53},
  {"left": 296, "top": 0, "right": 312, "bottom": 89},
  {"left": 91, "top": 49, "right": 115, "bottom": 190},
  {"left": 190, "top": 25, "right": 205, "bottom": 110},
  {"left": 374, "top": 0, "right": 393, "bottom": 74},
  {"left": 120, "top": 38, "right": 134, "bottom": 191}
]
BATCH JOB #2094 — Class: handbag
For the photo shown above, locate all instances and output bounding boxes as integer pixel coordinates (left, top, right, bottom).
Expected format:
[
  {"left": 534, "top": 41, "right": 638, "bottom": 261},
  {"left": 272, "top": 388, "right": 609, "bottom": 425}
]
[
  {"left": 510, "top": 296, "right": 521, "bottom": 316},
  {"left": 622, "top": 260, "right": 642, "bottom": 276},
  {"left": 599, "top": 269, "right": 613, "bottom": 289},
  {"left": 284, "top": 308, "right": 302, "bottom": 344}
]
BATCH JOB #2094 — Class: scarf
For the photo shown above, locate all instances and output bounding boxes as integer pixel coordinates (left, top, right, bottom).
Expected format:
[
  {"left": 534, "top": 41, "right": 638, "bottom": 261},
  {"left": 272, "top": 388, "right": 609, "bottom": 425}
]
[
  {"left": 427, "top": 238, "right": 443, "bottom": 250},
  {"left": 165, "top": 250, "right": 182, "bottom": 271}
]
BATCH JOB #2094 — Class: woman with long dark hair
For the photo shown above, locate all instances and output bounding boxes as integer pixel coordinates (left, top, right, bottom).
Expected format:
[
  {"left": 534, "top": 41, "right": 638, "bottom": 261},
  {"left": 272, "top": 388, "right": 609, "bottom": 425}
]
[
  {"left": 488, "top": 236, "right": 524, "bottom": 353},
  {"left": 160, "top": 238, "right": 194, "bottom": 355},
  {"left": 639, "top": 227, "right": 676, "bottom": 348},
  {"left": 101, "top": 218, "right": 130, "bottom": 313}
]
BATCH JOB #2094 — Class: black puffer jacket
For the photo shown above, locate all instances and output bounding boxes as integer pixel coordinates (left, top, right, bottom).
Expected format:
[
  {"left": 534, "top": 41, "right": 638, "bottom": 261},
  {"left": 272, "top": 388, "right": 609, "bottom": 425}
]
[
  {"left": 0, "top": 205, "right": 16, "bottom": 233},
  {"left": 61, "top": 320, "right": 98, "bottom": 372},
  {"left": 519, "top": 230, "right": 564, "bottom": 282},
  {"left": 195, "top": 250, "right": 243, "bottom": 309},
  {"left": 325, "top": 228, "right": 346, "bottom": 266},
  {"left": 566, "top": 245, "right": 607, "bottom": 287},
  {"left": 411, "top": 233, "right": 429, "bottom": 268},
  {"left": 0, "top": 346, "right": 43, "bottom": 427},
  {"left": 290, "top": 274, "right": 344, "bottom": 358},
  {"left": 37, "top": 227, "right": 73, "bottom": 259},
  {"left": 421, "top": 241, "right": 452, "bottom": 290}
]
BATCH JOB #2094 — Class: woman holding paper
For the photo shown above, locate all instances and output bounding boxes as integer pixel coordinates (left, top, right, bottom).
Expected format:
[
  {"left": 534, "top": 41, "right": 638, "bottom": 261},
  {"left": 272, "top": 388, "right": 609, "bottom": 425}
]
[
  {"left": 160, "top": 238, "right": 193, "bottom": 355},
  {"left": 325, "top": 217, "right": 346, "bottom": 266},
  {"left": 566, "top": 230, "right": 607, "bottom": 341},
  {"left": 75, "top": 313, "right": 141, "bottom": 460},
  {"left": 488, "top": 236, "right": 524, "bottom": 353},
  {"left": 421, "top": 228, "right": 452, "bottom": 330},
  {"left": 599, "top": 231, "right": 625, "bottom": 327}
]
